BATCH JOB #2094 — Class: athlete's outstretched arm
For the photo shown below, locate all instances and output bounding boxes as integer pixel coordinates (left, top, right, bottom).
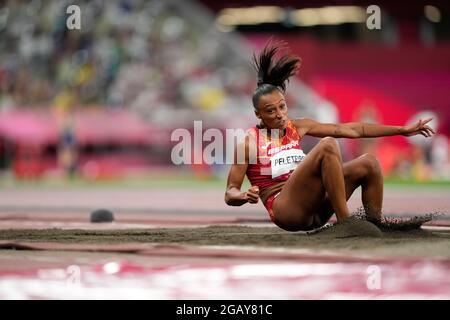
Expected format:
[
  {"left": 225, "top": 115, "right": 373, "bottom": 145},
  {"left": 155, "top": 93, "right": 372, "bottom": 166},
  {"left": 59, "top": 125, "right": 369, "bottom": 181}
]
[{"left": 293, "top": 118, "right": 435, "bottom": 139}]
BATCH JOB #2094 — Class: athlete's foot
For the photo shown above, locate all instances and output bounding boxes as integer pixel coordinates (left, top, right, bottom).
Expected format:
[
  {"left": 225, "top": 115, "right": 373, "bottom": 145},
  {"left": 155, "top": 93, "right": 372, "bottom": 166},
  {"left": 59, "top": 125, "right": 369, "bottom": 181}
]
[
  {"left": 352, "top": 206, "right": 432, "bottom": 231},
  {"left": 365, "top": 215, "right": 382, "bottom": 225},
  {"left": 362, "top": 205, "right": 382, "bottom": 223}
]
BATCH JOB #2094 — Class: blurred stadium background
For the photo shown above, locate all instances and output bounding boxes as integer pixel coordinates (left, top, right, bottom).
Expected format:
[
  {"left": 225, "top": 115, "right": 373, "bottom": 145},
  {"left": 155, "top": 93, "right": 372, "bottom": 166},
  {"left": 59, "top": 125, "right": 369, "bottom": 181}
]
[
  {"left": 0, "top": 0, "right": 449, "bottom": 183},
  {"left": 1, "top": 0, "right": 450, "bottom": 300}
]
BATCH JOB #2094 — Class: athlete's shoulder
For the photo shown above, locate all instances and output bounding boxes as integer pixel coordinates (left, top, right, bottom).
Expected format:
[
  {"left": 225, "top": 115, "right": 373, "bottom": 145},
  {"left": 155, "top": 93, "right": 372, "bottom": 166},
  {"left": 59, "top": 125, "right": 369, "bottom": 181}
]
[
  {"left": 289, "top": 118, "right": 309, "bottom": 138},
  {"left": 235, "top": 127, "right": 257, "bottom": 150},
  {"left": 290, "top": 118, "right": 318, "bottom": 137},
  {"left": 231, "top": 128, "right": 258, "bottom": 164},
  {"left": 290, "top": 118, "right": 316, "bottom": 128},
  {"left": 245, "top": 126, "right": 257, "bottom": 138}
]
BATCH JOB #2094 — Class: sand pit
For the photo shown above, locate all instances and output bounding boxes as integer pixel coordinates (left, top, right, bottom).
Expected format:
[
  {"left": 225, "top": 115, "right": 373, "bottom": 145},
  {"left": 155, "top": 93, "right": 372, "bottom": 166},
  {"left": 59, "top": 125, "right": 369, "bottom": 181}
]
[
  {"left": 307, "top": 212, "right": 439, "bottom": 238},
  {"left": 311, "top": 216, "right": 383, "bottom": 238},
  {"left": 1, "top": 224, "right": 450, "bottom": 258}
]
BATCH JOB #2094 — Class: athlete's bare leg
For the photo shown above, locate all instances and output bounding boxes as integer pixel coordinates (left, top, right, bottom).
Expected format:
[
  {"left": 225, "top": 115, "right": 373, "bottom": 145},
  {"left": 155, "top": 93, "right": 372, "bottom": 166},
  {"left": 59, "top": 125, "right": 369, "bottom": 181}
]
[
  {"left": 312, "top": 153, "right": 383, "bottom": 228},
  {"left": 272, "top": 137, "right": 384, "bottom": 231},
  {"left": 272, "top": 137, "right": 349, "bottom": 231}
]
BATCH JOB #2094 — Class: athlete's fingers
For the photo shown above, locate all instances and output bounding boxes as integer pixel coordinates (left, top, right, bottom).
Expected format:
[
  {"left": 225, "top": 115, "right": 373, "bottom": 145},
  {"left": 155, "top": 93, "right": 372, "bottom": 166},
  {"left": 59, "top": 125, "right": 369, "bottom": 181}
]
[
  {"left": 246, "top": 194, "right": 259, "bottom": 203},
  {"left": 425, "top": 126, "right": 435, "bottom": 135},
  {"left": 420, "top": 129, "right": 429, "bottom": 137},
  {"left": 246, "top": 191, "right": 259, "bottom": 200},
  {"left": 249, "top": 186, "right": 259, "bottom": 194},
  {"left": 422, "top": 118, "right": 433, "bottom": 125},
  {"left": 245, "top": 190, "right": 259, "bottom": 203},
  {"left": 247, "top": 190, "right": 259, "bottom": 197}
]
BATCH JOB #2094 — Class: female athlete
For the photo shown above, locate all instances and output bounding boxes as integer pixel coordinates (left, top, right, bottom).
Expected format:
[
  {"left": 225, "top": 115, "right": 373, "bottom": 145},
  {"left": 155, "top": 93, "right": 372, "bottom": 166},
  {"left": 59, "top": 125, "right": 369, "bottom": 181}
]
[{"left": 225, "top": 41, "right": 435, "bottom": 231}]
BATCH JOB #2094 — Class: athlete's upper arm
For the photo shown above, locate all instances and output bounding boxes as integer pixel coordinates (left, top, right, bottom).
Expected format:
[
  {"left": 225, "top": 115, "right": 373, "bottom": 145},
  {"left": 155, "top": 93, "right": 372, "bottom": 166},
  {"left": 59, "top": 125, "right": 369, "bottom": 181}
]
[
  {"left": 226, "top": 133, "right": 253, "bottom": 191},
  {"left": 226, "top": 163, "right": 248, "bottom": 191},
  {"left": 291, "top": 118, "right": 323, "bottom": 137},
  {"left": 292, "top": 118, "right": 357, "bottom": 138}
]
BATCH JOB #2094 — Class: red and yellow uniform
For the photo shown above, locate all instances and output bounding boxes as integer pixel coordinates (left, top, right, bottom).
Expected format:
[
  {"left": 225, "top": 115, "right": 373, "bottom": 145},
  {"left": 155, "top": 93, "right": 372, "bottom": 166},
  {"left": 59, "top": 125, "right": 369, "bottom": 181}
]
[{"left": 246, "top": 120, "right": 306, "bottom": 221}]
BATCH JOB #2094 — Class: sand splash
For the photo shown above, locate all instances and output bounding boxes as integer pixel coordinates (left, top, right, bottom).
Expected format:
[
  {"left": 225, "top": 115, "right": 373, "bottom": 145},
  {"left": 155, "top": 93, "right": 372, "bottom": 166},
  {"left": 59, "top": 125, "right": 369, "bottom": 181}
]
[
  {"left": 354, "top": 207, "right": 442, "bottom": 231},
  {"left": 307, "top": 208, "right": 443, "bottom": 238}
]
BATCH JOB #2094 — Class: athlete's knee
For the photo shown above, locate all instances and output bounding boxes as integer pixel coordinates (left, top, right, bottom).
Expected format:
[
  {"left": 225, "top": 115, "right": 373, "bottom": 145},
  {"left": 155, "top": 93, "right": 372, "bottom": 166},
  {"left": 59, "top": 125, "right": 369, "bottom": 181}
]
[
  {"left": 360, "top": 153, "right": 381, "bottom": 176},
  {"left": 318, "top": 137, "right": 341, "bottom": 157}
]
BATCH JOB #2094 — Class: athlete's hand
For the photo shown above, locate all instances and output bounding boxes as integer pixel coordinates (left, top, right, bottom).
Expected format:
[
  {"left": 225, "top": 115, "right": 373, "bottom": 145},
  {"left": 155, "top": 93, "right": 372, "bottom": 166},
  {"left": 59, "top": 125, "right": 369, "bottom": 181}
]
[
  {"left": 401, "top": 118, "right": 435, "bottom": 137},
  {"left": 244, "top": 186, "right": 259, "bottom": 204}
]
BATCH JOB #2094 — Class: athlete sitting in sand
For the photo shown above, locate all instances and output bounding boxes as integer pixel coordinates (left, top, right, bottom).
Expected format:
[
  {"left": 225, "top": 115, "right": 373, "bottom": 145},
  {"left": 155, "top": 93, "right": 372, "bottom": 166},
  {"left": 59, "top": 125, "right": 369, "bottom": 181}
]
[{"left": 225, "top": 41, "right": 435, "bottom": 232}]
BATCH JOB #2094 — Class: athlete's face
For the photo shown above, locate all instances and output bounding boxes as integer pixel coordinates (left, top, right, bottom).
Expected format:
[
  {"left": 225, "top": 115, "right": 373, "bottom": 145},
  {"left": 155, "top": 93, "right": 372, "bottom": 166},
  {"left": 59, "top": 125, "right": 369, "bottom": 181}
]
[{"left": 255, "top": 89, "right": 288, "bottom": 130}]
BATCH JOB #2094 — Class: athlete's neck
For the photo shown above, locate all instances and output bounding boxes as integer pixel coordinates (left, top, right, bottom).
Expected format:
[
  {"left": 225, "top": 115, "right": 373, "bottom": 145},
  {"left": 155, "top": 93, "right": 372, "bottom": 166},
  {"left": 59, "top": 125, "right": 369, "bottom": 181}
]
[
  {"left": 269, "top": 128, "right": 286, "bottom": 139},
  {"left": 257, "top": 127, "right": 287, "bottom": 139}
]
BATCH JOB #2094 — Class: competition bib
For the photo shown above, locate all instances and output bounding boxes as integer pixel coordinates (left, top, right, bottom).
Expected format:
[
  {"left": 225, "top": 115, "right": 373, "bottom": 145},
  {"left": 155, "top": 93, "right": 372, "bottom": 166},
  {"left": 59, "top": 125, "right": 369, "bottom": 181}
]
[{"left": 270, "top": 148, "right": 306, "bottom": 179}]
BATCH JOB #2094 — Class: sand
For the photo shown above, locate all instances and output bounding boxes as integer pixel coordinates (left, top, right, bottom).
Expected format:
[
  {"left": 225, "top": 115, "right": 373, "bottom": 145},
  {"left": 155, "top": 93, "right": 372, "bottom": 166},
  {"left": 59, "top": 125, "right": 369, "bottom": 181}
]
[
  {"left": 311, "top": 216, "right": 383, "bottom": 238},
  {"left": 1, "top": 223, "right": 450, "bottom": 258}
]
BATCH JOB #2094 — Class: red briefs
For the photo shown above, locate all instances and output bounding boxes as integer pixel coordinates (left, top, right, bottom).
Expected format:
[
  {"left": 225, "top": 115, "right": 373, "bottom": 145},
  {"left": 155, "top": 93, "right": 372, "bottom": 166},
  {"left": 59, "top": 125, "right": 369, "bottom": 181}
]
[{"left": 263, "top": 191, "right": 281, "bottom": 222}]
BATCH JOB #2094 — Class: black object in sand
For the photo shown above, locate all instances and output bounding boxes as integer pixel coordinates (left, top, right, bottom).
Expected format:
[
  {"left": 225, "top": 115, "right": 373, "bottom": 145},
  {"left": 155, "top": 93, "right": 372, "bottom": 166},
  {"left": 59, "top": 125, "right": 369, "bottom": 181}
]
[{"left": 90, "top": 209, "right": 115, "bottom": 223}]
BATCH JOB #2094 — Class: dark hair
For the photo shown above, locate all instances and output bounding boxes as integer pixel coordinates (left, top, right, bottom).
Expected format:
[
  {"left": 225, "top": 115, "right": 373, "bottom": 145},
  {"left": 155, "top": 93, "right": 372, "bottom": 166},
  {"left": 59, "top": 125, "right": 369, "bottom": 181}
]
[{"left": 251, "top": 40, "right": 301, "bottom": 108}]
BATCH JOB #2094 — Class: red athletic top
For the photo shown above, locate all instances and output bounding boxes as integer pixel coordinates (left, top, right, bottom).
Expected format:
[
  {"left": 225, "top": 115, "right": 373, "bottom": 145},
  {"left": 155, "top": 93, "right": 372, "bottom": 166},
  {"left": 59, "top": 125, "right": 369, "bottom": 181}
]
[{"left": 246, "top": 120, "right": 306, "bottom": 207}]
